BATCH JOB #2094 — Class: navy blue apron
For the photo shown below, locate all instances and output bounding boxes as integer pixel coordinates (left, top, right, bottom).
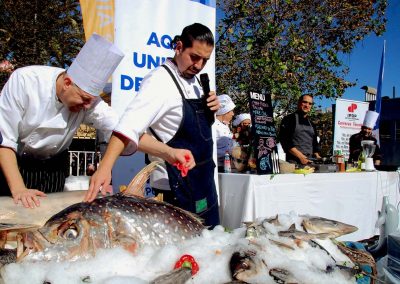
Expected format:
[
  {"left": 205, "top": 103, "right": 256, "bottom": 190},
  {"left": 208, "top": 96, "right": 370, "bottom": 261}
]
[{"left": 154, "top": 65, "right": 220, "bottom": 228}]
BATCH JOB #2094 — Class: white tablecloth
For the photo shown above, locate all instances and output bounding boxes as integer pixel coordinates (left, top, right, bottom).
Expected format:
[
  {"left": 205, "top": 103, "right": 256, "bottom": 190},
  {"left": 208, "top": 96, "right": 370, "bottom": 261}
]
[{"left": 218, "top": 171, "right": 400, "bottom": 241}]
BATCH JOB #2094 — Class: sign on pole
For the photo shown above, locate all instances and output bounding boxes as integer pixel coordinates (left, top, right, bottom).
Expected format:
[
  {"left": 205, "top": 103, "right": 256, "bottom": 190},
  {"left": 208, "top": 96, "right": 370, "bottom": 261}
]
[
  {"left": 333, "top": 99, "right": 369, "bottom": 159},
  {"left": 249, "top": 91, "right": 277, "bottom": 174}
]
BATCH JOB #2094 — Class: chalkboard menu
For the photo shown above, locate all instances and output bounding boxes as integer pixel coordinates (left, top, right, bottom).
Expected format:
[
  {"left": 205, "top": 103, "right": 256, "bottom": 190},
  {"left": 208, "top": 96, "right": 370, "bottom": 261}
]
[{"left": 249, "top": 91, "right": 278, "bottom": 174}]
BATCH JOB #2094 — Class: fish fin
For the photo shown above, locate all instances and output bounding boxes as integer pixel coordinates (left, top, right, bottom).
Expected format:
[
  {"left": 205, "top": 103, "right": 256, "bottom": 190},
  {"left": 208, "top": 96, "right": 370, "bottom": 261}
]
[
  {"left": 243, "top": 221, "right": 256, "bottom": 227},
  {"left": 167, "top": 204, "right": 204, "bottom": 225},
  {"left": 123, "top": 161, "right": 160, "bottom": 197},
  {"left": 268, "top": 239, "right": 295, "bottom": 250},
  {"left": 288, "top": 223, "right": 296, "bottom": 231},
  {"left": 0, "top": 223, "right": 40, "bottom": 231}
]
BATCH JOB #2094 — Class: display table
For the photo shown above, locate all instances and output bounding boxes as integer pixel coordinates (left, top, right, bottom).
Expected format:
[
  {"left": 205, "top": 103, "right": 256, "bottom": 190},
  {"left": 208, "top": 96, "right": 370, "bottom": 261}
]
[{"left": 218, "top": 171, "right": 400, "bottom": 241}]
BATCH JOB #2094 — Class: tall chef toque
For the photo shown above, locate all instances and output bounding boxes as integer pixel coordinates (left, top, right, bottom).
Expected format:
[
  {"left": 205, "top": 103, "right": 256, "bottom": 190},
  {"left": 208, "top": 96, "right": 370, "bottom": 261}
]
[
  {"left": 67, "top": 33, "right": 124, "bottom": 96},
  {"left": 363, "top": 110, "right": 379, "bottom": 129},
  {"left": 216, "top": 94, "right": 236, "bottom": 116}
]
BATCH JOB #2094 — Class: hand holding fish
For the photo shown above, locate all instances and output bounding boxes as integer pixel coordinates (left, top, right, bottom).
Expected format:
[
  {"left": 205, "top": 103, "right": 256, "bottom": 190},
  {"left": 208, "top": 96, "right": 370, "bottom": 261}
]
[
  {"left": 85, "top": 164, "right": 112, "bottom": 202},
  {"left": 12, "top": 187, "right": 47, "bottom": 209}
]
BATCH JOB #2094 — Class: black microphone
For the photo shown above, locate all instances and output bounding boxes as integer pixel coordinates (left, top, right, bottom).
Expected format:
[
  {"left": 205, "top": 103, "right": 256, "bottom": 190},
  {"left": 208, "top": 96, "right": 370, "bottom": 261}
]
[{"left": 200, "top": 73, "right": 214, "bottom": 124}]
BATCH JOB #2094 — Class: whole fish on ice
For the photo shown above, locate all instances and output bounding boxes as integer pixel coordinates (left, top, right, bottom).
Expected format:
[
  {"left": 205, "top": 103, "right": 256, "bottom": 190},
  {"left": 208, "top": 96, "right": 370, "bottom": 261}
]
[
  {"left": 22, "top": 193, "right": 204, "bottom": 261},
  {"left": 246, "top": 214, "right": 358, "bottom": 240},
  {"left": 0, "top": 162, "right": 204, "bottom": 263}
]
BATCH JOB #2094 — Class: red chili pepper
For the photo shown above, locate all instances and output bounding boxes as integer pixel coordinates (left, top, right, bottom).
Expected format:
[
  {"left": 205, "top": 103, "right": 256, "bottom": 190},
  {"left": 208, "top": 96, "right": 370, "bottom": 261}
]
[
  {"left": 172, "top": 154, "right": 191, "bottom": 177},
  {"left": 174, "top": 254, "right": 199, "bottom": 276}
]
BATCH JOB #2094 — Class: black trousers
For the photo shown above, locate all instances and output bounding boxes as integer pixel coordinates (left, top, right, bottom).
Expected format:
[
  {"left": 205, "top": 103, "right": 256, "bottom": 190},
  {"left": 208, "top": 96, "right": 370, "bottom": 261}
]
[{"left": 0, "top": 151, "right": 69, "bottom": 196}]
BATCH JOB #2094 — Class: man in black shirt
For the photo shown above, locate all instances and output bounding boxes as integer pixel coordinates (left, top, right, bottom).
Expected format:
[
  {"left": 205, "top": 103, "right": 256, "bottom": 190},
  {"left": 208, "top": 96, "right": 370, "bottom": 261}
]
[{"left": 279, "top": 94, "right": 321, "bottom": 165}]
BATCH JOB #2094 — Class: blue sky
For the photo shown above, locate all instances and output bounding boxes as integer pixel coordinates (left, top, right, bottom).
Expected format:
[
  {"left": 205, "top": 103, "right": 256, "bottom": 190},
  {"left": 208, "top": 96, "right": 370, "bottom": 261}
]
[
  {"left": 216, "top": 1, "right": 399, "bottom": 110},
  {"left": 316, "top": 0, "right": 400, "bottom": 109}
]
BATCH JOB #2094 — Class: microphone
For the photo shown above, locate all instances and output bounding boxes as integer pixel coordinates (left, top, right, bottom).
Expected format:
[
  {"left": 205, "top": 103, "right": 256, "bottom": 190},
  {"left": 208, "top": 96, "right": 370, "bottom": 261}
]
[{"left": 200, "top": 73, "right": 214, "bottom": 124}]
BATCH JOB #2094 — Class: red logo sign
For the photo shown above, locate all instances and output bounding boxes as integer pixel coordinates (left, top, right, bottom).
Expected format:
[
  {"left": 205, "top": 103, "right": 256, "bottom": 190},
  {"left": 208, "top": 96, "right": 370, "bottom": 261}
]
[{"left": 348, "top": 103, "right": 357, "bottom": 113}]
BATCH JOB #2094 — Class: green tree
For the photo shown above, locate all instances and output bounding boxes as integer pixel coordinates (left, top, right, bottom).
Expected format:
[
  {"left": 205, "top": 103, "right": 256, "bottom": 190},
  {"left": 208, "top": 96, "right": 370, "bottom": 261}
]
[
  {"left": 216, "top": 0, "right": 387, "bottom": 117},
  {"left": 0, "top": 0, "right": 84, "bottom": 89},
  {"left": 313, "top": 109, "right": 333, "bottom": 156}
]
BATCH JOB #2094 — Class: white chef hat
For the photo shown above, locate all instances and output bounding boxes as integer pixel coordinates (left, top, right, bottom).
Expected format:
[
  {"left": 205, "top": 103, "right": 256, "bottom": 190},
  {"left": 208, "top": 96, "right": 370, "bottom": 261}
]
[
  {"left": 233, "top": 113, "right": 251, "bottom": 127},
  {"left": 216, "top": 94, "right": 236, "bottom": 115},
  {"left": 362, "top": 110, "right": 379, "bottom": 129},
  {"left": 67, "top": 33, "right": 124, "bottom": 96}
]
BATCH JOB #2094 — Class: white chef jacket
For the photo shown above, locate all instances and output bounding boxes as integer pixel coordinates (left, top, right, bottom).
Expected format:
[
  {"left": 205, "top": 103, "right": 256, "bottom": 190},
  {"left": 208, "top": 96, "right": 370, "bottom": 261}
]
[
  {"left": 0, "top": 66, "right": 118, "bottom": 159},
  {"left": 115, "top": 59, "right": 203, "bottom": 190},
  {"left": 215, "top": 119, "right": 234, "bottom": 167}
]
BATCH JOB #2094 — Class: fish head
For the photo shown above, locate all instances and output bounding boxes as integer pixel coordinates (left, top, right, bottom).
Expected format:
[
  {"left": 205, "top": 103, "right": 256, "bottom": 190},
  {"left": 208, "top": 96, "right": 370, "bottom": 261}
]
[
  {"left": 301, "top": 216, "right": 358, "bottom": 238},
  {"left": 230, "top": 250, "right": 265, "bottom": 281},
  {"left": 21, "top": 202, "right": 107, "bottom": 262}
]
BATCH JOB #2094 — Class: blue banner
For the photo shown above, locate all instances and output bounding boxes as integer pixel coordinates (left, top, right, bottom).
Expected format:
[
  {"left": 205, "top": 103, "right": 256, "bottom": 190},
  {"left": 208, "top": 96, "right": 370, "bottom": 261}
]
[{"left": 374, "top": 41, "right": 385, "bottom": 130}]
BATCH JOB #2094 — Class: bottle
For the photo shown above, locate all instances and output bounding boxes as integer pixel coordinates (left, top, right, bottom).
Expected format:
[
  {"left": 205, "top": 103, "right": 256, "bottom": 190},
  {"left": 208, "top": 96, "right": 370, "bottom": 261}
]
[
  {"left": 357, "top": 151, "right": 365, "bottom": 171},
  {"left": 335, "top": 150, "right": 345, "bottom": 172},
  {"left": 224, "top": 151, "right": 232, "bottom": 173}
]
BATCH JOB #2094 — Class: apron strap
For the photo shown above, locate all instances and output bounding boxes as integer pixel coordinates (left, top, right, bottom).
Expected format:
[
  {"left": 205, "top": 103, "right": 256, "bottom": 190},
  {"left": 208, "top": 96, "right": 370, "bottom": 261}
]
[
  {"left": 149, "top": 64, "right": 196, "bottom": 141},
  {"left": 161, "top": 64, "right": 186, "bottom": 99},
  {"left": 147, "top": 64, "right": 189, "bottom": 162}
]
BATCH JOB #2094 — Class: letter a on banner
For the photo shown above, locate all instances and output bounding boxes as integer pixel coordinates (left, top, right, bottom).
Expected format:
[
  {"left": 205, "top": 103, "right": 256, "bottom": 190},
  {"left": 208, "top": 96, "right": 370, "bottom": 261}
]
[{"left": 79, "top": 0, "right": 115, "bottom": 42}]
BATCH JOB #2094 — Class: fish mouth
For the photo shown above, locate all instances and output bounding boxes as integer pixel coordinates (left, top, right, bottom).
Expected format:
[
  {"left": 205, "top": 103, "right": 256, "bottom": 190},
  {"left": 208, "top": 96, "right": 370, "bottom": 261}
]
[{"left": 16, "top": 230, "right": 48, "bottom": 261}]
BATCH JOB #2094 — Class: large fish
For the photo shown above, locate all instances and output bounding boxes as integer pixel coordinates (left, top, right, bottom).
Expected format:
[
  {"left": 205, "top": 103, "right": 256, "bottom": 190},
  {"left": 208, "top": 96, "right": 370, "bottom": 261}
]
[
  {"left": 1, "top": 162, "right": 204, "bottom": 263},
  {"left": 22, "top": 193, "right": 204, "bottom": 261}
]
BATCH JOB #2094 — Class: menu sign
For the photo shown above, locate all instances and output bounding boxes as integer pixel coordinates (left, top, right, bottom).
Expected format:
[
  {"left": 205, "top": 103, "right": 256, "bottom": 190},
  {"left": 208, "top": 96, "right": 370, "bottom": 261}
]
[{"left": 249, "top": 91, "right": 277, "bottom": 174}]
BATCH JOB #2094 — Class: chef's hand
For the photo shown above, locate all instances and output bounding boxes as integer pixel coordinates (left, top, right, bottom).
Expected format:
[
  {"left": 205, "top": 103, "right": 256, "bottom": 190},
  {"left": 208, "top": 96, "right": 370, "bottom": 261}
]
[
  {"left": 164, "top": 148, "right": 196, "bottom": 170},
  {"left": 85, "top": 166, "right": 113, "bottom": 202},
  {"left": 299, "top": 155, "right": 311, "bottom": 165},
  {"left": 206, "top": 91, "right": 220, "bottom": 112},
  {"left": 12, "top": 188, "right": 47, "bottom": 209},
  {"left": 314, "top": 153, "right": 322, "bottom": 160}
]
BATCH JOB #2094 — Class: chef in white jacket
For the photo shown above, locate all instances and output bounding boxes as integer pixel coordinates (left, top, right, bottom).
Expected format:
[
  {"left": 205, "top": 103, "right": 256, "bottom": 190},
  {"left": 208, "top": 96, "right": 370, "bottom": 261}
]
[
  {"left": 215, "top": 94, "right": 236, "bottom": 170},
  {"left": 0, "top": 34, "right": 124, "bottom": 208}
]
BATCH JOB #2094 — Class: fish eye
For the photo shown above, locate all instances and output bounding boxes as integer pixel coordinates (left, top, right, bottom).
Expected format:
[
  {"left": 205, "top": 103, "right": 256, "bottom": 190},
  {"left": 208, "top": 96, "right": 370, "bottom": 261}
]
[{"left": 62, "top": 227, "right": 78, "bottom": 240}]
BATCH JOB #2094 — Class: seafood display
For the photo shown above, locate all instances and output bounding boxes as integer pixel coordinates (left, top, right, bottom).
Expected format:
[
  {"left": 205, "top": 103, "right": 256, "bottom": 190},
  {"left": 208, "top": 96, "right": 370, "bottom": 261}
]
[
  {"left": 230, "top": 214, "right": 374, "bottom": 283},
  {"left": 0, "top": 163, "right": 374, "bottom": 283}
]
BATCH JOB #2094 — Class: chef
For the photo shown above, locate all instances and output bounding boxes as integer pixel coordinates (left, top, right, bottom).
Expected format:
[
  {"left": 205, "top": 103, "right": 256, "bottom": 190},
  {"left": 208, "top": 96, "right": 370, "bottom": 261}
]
[
  {"left": 232, "top": 113, "right": 251, "bottom": 129},
  {"left": 279, "top": 94, "right": 321, "bottom": 165},
  {"left": 349, "top": 110, "right": 382, "bottom": 165},
  {"left": 215, "top": 94, "right": 236, "bottom": 170},
  {"left": 0, "top": 34, "right": 124, "bottom": 208},
  {"left": 232, "top": 113, "right": 252, "bottom": 146}
]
